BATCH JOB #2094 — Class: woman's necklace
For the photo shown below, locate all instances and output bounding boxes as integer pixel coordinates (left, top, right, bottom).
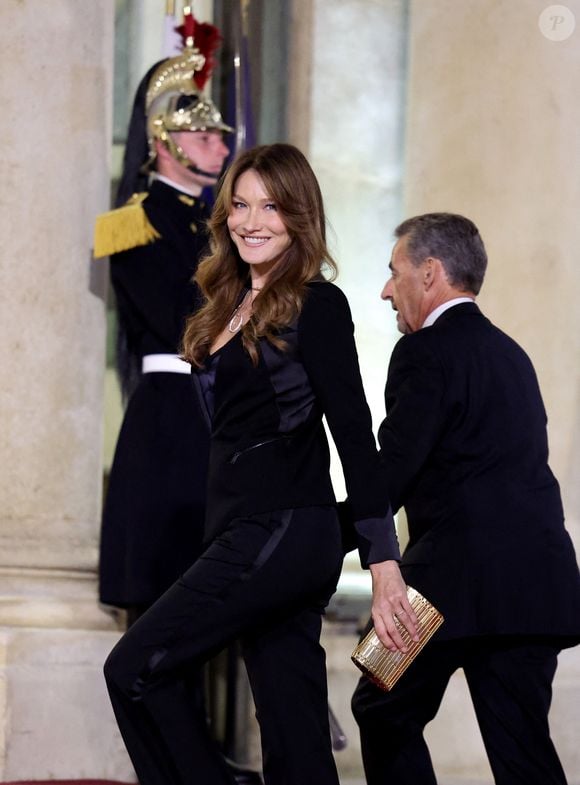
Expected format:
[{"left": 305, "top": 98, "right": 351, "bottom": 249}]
[{"left": 228, "top": 290, "right": 252, "bottom": 333}]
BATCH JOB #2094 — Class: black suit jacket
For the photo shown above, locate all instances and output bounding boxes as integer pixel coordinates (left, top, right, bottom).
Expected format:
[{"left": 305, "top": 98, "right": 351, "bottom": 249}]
[
  {"left": 379, "top": 302, "right": 580, "bottom": 643},
  {"left": 111, "top": 179, "right": 210, "bottom": 377}
]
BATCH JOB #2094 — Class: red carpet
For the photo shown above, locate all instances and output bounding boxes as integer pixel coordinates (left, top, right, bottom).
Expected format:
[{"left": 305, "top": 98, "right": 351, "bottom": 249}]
[{"left": 3, "top": 781, "right": 135, "bottom": 785}]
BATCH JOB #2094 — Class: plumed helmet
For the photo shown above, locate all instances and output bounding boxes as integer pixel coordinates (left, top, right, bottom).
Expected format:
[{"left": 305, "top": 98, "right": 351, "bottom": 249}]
[
  {"left": 142, "top": 11, "right": 234, "bottom": 170},
  {"left": 149, "top": 92, "right": 234, "bottom": 137}
]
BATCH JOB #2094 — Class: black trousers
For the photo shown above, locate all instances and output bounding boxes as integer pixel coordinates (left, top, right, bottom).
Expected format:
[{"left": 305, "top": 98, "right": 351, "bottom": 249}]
[
  {"left": 104, "top": 506, "right": 343, "bottom": 785},
  {"left": 351, "top": 634, "right": 567, "bottom": 785}
]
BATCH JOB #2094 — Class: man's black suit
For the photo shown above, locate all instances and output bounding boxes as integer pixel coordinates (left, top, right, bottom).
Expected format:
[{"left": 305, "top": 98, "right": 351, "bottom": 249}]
[{"left": 352, "top": 302, "right": 580, "bottom": 785}]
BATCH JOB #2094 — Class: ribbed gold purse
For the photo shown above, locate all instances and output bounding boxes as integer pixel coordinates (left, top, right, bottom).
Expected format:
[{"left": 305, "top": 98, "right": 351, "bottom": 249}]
[{"left": 351, "top": 586, "right": 444, "bottom": 691}]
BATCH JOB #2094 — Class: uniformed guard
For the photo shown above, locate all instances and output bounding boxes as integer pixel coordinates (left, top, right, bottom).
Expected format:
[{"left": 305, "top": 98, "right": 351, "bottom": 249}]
[{"left": 95, "top": 8, "right": 232, "bottom": 618}]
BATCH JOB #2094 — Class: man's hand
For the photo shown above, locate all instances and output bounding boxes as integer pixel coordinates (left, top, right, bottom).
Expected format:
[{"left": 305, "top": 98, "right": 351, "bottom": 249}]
[{"left": 370, "top": 560, "right": 420, "bottom": 651}]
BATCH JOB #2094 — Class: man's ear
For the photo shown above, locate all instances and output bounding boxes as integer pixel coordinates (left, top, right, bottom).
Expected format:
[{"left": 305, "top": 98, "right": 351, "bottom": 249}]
[
  {"left": 154, "top": 138, "right": 166, "bottom": 157},
  {"left": 423, "top": 257, "right": 435, "bottom": 289},
  {"left": 423, "top": 257, "right": 445, "bottom": 290}
]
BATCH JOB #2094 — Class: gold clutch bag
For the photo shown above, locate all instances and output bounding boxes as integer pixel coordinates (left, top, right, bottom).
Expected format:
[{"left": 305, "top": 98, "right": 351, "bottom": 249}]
[{"left": 351, "top": 586, "right": 444, "bottom": 691}]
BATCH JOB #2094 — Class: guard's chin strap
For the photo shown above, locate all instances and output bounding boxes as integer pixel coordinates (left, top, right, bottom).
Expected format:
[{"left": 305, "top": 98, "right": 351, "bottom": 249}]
[
  {"left": 186, "top": 161, "right": 221, "bottom": 179},
  {"left": 163, "top": 133, "right": 221, "bottom": 182}
]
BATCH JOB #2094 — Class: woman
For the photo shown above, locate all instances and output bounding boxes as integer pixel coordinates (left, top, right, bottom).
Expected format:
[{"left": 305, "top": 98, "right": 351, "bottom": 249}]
[{"left": 104, "top": 143, "right": 417, "bottom": 785}]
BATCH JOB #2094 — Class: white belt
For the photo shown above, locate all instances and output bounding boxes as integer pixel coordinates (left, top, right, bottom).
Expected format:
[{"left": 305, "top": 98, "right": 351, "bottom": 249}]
[{"left": 142, "top": 353, "right": 191, "bottom": 375}]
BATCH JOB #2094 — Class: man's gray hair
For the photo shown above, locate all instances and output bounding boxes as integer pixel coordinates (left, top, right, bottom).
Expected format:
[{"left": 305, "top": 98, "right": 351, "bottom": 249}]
[{"left": 395, "top": 213, "right": 487, "bottom": 295}]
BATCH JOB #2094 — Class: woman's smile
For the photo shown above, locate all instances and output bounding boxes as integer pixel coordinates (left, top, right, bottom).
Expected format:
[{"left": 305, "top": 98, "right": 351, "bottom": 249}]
[{"left": 227, "top": 169, "right": 291, "bottom": 276}]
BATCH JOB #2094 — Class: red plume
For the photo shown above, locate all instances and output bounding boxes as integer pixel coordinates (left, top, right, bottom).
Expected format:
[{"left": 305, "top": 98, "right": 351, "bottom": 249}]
[{"left": 176, "top": 15, "right": 222, "bottom": 90}]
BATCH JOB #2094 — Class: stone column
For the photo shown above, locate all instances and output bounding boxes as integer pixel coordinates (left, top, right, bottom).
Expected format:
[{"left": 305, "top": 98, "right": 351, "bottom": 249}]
[
  {"left": 403, "top": 1, "right": 580, "bottom": 780},
  {"left": 0, "top": 1, "right": 133, "bottom": 779},
  {"left": 290, "top": 0, "right": 408, "bottom": 424}
]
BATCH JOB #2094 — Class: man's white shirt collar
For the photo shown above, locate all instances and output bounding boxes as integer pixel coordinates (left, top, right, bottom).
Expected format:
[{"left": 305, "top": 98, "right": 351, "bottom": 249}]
[
  {"left": 150, "top": 173, "right": 200, "bottom": 198},
  {"left": 422, "top": 297, "right": 475, "bottom": 328}
]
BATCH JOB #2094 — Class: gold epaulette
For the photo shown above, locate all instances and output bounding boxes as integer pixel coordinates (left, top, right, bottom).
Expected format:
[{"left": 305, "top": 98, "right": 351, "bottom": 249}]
[{"left": 93, "top": 192, "right": 161, "bottom": 258}]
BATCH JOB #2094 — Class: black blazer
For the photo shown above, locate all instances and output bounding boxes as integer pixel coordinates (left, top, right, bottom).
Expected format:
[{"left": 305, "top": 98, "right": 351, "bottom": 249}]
[
  {"left": 379, "top": 302, "right": 580, "bottom": 643},
  {"left": 194, "top": 281, "right": 400, "bottom": 568},
  {"left": 111, "top": 179, "right": 210, "bottom": 370}
]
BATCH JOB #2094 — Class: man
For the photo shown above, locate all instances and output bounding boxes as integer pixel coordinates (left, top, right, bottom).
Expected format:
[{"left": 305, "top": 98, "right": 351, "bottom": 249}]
[{"left": 352, "top": 213, "right": 580, "bottom": 785}]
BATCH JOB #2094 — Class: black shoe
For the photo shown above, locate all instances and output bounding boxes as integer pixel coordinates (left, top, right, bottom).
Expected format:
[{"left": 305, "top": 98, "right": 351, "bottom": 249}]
[{"left": 225, "top": 757, "right": 264, "bottom": 785}]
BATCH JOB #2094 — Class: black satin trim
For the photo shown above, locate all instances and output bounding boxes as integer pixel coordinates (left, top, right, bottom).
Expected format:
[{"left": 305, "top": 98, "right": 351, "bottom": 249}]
[
  {"left": 129, "top": 647, "right": 169, "bottom": 700},
  {"left": 242, "top": 508, "right": 294, "bottom": 579}
]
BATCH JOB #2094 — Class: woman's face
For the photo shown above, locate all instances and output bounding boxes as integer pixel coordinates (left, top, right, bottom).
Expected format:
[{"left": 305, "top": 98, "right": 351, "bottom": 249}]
[{"left": 227, "top": 169, "right": 291, "bottom": 280}]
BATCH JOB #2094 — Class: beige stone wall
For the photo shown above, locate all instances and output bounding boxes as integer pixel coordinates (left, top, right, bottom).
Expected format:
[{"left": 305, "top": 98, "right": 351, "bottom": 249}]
[
  {"left": 0, "top": 1, "right": 110, "bottom": 573},
  {"left": 0, "top": 1, "right": 132, "bottom": 779}
]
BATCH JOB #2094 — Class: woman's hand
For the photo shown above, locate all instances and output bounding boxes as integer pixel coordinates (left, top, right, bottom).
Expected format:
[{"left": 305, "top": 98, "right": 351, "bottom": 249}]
[{"left": 369, "top": 560, "right": 420, "bottom": 651}]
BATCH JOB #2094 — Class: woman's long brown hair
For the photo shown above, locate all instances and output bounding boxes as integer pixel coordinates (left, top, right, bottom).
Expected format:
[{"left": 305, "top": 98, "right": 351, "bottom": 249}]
[{"left": 181, "top": 143, "right": 337, "bottom": 367}]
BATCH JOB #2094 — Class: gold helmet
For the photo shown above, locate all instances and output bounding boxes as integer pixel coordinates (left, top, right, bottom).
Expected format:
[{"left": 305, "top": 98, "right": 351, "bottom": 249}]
[{"left": 143, "top": 12, "right": 234, "bottom": 171}]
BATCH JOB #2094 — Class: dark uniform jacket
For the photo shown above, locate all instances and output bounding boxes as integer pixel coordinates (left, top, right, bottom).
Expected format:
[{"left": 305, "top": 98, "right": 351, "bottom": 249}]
[
  {"left": 99, "top": 179, "right": 211, "bottom": 608},
  {"left": 379, "top": 302, "right": 580, "bottom": 643},
  {"left": 195, "top": 281, "right": 400, "bottom": 568}
]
